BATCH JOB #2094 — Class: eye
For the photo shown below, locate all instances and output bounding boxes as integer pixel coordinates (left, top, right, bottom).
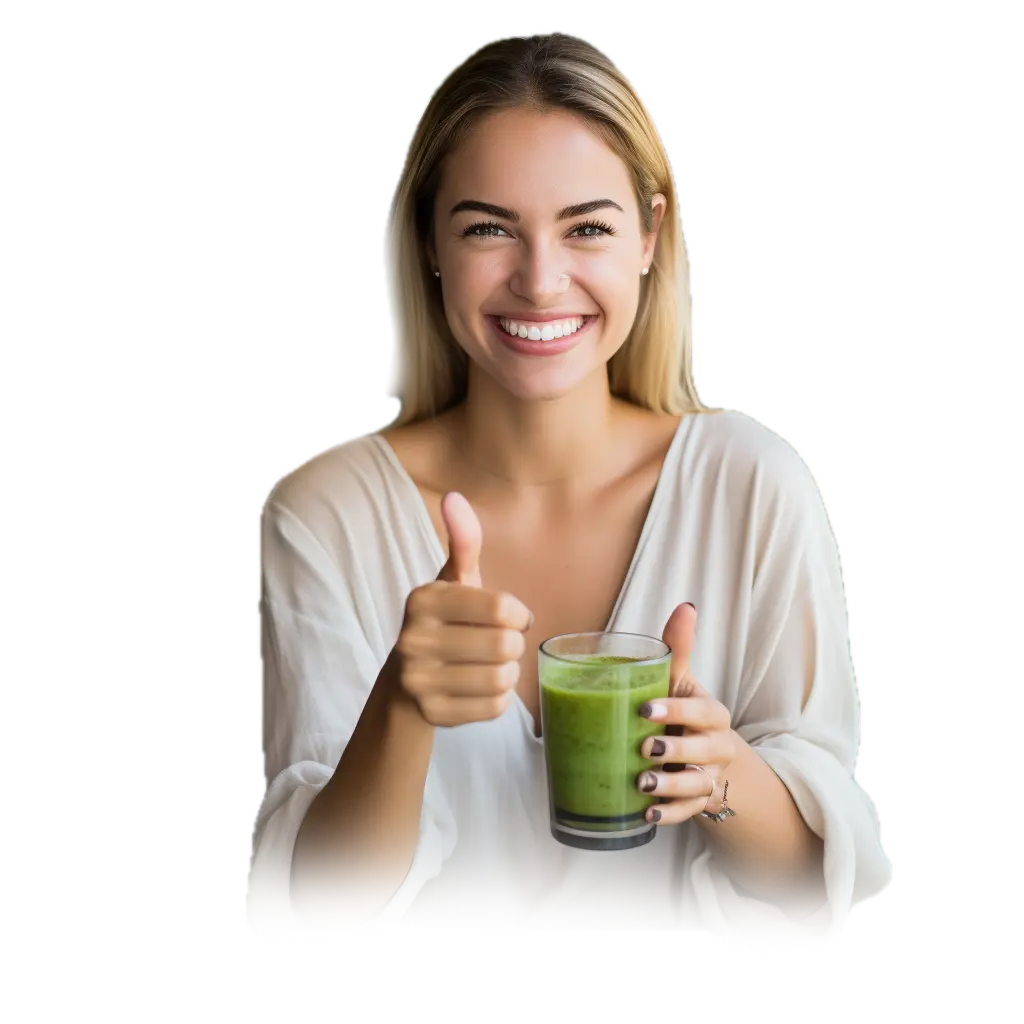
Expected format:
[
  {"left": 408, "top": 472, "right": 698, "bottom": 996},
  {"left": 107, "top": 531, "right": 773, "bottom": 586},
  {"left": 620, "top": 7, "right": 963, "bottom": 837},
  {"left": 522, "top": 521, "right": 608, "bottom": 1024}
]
[
  {"left": 461, "top": 220, "right": 510, "bottom": 238},
  {"left": 569, "top": 219, "right": 616, "bottom": 239}
]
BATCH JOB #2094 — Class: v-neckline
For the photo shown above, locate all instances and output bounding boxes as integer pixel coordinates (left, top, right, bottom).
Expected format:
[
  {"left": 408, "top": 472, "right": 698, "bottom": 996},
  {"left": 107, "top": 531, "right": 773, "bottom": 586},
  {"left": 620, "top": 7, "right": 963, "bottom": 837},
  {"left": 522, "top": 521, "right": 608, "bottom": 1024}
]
[{"left": 369, "top": 415, "right": 690, "bottom": 740}]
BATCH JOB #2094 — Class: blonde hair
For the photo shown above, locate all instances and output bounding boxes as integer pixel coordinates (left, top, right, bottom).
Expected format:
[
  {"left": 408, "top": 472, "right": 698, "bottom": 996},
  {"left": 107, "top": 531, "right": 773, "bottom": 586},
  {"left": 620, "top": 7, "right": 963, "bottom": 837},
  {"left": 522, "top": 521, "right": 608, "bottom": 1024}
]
[{"left": 385, "top": 32, "right": 724, "bottom": 426}]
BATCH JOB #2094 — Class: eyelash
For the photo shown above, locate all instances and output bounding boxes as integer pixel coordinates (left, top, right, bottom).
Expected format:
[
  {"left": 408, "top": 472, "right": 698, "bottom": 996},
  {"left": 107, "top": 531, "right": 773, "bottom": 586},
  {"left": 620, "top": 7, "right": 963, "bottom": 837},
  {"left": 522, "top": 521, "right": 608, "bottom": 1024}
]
[{"left": 461, "top": 219, "right": 616, "bottom": 240}]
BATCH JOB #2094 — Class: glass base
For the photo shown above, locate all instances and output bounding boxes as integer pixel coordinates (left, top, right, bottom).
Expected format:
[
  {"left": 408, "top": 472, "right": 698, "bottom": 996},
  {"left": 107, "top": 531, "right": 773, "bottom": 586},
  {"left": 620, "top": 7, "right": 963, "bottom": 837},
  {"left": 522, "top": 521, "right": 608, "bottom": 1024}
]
[{"left": 550, "top": 821, "right": 656, "bottom": 851}]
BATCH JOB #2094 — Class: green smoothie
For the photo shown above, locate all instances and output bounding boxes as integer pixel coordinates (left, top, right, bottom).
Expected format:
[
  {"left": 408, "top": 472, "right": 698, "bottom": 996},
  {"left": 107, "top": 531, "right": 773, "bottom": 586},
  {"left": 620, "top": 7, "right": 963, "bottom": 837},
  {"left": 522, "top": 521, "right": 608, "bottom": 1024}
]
[{"left": 539, "top": 653, "right": 670, "bottom": 841}]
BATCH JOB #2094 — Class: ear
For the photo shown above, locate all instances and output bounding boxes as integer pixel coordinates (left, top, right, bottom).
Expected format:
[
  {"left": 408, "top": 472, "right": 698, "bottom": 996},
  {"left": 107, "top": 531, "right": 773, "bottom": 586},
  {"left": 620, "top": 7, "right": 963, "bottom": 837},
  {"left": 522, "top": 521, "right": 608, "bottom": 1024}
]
[{"left": 643, "top": 192, "right": 667, "bottom": 266}]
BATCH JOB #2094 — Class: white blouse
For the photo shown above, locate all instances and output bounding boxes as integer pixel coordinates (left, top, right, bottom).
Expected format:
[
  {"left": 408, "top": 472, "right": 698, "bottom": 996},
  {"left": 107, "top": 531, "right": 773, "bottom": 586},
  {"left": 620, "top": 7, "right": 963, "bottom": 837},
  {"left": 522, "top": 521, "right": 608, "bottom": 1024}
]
[{"left": 247, "top": 409, "right": 892, "bottom": 934}]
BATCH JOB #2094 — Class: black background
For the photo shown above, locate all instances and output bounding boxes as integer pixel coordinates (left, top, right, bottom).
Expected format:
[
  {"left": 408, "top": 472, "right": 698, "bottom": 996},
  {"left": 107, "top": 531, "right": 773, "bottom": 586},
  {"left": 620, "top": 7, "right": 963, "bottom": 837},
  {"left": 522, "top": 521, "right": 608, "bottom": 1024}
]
[{"left": 241, "top": 18, "right": 897, "bottom": 958}]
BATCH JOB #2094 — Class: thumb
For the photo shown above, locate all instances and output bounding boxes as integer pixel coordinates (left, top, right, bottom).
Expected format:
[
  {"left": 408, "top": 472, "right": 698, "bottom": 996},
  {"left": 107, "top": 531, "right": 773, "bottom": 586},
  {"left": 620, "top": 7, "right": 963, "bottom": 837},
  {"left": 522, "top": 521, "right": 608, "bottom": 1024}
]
[
  {"left": 438, "top": 491, "right": 483, "bottom": 588},
  {"left": 662, "top": 602, "right": 703, "bottom": 698}
]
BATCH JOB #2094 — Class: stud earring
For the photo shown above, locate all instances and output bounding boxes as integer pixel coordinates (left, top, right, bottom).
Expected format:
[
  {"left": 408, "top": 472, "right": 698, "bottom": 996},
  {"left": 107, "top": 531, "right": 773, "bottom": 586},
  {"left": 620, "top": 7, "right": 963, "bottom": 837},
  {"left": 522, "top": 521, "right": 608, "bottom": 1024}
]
[
  {"left": 641, "top": 267, "right": 649, "bottom": 276},
  {"left": 434, "top": 270, "right": 440, "bottom": 277}
]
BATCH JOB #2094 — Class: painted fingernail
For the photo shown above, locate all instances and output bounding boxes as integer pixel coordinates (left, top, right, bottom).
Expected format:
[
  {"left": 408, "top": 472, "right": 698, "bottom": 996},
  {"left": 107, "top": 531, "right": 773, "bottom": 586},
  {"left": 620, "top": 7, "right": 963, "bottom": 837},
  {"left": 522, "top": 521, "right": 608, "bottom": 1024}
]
[
  {"left": 647, "top": 807, "right": 662, "bottom": 823},
  {"left": 649, "top": 738, "right": 666, "bottom": 757},
  {"left": 639, "top": 702, "right": 666, "bottom": 720},
  {"left": 639, "top": 771, "right": 658, "bottom": 793},
  {"left": 685, "top": 602, "right": 697, "bottom": 612}
]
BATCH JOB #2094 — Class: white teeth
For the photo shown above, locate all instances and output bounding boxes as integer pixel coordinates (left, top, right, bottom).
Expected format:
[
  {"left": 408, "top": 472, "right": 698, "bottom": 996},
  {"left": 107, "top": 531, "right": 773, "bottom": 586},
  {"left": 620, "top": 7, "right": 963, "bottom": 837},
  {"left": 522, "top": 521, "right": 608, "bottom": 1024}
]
[{"left": 499, "top": 316, "right": 587, "bottom": 340}]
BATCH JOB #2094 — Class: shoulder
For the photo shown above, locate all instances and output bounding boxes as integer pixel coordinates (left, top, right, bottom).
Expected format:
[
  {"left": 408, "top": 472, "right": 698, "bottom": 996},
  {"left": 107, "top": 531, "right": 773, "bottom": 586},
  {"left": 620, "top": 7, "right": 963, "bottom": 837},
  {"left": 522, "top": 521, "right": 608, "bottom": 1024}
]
[
  {"left": 263, "top": 432, "right": 395, "bottom": 550},
  {"left": 684, "top": 408, "right": 827, "bottom": 524},
  {"left": 377, "top": 412, "right": 459, "bottom": 496}
]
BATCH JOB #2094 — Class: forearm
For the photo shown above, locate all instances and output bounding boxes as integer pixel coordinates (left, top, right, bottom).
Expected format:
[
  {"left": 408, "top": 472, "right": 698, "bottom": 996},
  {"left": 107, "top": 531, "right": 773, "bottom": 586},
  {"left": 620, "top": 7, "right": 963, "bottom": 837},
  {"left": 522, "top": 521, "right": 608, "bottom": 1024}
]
[
  {"left": 291, "top": 648, "right": 435, "bottom": 909},
  {"left": 696, "top": 731, "right": 825, "bottom": 902}
]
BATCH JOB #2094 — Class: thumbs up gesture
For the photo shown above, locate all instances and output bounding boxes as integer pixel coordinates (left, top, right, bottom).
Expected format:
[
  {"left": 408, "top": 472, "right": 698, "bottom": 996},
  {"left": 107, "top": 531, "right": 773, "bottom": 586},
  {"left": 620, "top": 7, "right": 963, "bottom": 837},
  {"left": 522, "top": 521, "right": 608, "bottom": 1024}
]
[
  {"left": 436, "top": 491, "right": 484, "bottom": 588},
  {"left": 396, "top": 492, "right": 534, "bottom": 727}
]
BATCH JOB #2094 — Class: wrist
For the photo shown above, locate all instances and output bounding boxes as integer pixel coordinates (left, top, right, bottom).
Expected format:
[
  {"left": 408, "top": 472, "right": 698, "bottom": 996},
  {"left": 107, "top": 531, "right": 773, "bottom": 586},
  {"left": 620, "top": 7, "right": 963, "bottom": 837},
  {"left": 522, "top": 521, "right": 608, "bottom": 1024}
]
[{"left": 378, "top": 648, "right": 434, "bottom": 732}]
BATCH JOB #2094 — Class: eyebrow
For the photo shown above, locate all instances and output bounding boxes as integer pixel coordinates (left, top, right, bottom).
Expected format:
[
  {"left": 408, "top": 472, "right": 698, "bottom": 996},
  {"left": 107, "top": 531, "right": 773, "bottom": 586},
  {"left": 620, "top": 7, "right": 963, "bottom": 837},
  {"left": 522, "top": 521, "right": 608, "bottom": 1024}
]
[{"left": 449, "top": 198, "right": 624, "bottom": 222}]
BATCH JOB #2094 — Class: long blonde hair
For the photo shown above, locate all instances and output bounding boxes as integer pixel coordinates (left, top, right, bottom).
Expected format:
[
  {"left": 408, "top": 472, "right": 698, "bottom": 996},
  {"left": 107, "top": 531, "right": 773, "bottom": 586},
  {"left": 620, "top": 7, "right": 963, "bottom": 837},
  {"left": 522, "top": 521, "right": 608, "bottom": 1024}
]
[{"left": 385, "top": 32, "right": 724, "bottom": 427}]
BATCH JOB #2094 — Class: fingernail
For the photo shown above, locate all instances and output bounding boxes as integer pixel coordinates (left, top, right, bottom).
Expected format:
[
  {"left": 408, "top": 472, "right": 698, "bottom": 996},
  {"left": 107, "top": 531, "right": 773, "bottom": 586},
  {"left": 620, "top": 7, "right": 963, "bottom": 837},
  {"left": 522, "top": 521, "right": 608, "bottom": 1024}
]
[
  {"left": 685, "top": 602, "right": 697, "bottom": 613},
  {"left": 649, "top": 738, "right": 666, "bottom": 757},
  {"left": 639, "top": 702, "right": 666, "bottom": 720},
  {"left": 639, "top": 771, "right": 658, "bottom": 793},
  {"left": 647, "top": 807, "right": 662, "bottom": 823}
]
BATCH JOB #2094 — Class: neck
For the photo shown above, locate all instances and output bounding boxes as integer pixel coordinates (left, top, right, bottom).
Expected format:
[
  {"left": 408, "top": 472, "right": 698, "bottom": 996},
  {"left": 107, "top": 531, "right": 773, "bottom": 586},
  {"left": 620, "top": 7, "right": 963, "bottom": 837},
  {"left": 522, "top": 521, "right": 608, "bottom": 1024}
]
[{"left": 451, "top": 364, "right": 625, "bottom": 490}]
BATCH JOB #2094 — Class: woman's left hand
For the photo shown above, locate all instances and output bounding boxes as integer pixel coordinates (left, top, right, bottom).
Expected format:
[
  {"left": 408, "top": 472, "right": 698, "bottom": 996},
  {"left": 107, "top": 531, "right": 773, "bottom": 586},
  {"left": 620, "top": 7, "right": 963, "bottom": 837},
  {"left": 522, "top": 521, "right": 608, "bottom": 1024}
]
[{"left": 636, "top": 602, "right": 740, "bottom": 825}]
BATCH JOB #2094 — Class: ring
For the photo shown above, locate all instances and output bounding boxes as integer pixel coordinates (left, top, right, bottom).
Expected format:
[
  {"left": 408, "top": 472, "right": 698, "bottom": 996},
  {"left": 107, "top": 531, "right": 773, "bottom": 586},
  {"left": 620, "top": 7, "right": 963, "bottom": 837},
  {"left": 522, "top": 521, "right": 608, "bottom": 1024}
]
[
  {"left": 684, "top": 765, "right": 716, "bottom": 811},
  {"left": 684, "top": 765, "right": 733, "bottom": 819}
]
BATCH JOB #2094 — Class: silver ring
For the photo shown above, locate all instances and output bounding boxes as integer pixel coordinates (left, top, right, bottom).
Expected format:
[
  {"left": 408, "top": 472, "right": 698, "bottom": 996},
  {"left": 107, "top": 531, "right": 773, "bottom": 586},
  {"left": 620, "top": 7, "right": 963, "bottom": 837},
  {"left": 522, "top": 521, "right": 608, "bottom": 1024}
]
[
  {"left": 688, "top": 770, "right": 737, "bottom": 823},
  {"left": 684, "top": 765, "right": 716, "bottom": 811},
  {"left": 559, "top": 273, "right": 570, "bottom": 281}
]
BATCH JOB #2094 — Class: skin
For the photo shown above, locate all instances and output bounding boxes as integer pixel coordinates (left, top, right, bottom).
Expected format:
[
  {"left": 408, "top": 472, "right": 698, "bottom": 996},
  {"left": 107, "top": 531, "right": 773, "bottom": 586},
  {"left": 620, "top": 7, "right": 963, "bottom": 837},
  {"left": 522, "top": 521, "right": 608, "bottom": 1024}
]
[
  {"left": 292, "top": 106, "right": 825, "bottom": 914},
  {"left": 426, "top": 105, "right": 667, "bottom": 485},
  {"left": 425, "top": 108, "right": 823, "bottom": 890}
]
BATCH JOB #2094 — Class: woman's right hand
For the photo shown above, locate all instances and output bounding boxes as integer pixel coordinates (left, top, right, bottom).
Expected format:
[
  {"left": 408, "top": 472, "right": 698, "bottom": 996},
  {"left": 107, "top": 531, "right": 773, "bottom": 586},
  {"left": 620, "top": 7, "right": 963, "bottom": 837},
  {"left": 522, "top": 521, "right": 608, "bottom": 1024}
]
[{"left": 396, "top": 491, "right": 533, "bottom": 728}]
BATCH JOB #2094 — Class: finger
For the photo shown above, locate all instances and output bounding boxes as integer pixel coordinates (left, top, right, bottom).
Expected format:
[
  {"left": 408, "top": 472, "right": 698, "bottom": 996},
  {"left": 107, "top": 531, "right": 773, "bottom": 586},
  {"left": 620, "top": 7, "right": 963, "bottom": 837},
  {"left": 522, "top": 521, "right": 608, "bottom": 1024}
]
[
  {"left": 419, "top": 692, "right": 513, "bottom": 728},
  {"left": 644, "top": 795, "right": 709, "bottom": 826},
  {"left": 426, "top": 582, "right": 531, "bottom": 630},
  {"left": 439, "top": 492, "right": 483, "bottom": 588},
  {"left": 636, "top": 765, "right": 715, "bottom": 802},
  {"left": 638, "top": 732, "right": 720, "bottom": 764},
  {"left": 402, "top": 659, "right": 519, "bottom": 698},
  {"left": 638, "top": 696, "right": 730, "bottom": 730},
  {"left": 661, "top": 602, "right": 697, "bottom": 697},
  {"left": 399, "top": 622, "right": 526, "bottom": 664}
]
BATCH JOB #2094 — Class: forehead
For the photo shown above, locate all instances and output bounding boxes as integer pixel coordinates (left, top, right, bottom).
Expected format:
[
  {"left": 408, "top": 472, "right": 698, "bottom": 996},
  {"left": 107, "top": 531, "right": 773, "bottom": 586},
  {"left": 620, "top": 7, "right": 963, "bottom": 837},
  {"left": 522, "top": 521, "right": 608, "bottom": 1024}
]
[{"left": 439, "top": 107, "right": 634, "bottom": 214}]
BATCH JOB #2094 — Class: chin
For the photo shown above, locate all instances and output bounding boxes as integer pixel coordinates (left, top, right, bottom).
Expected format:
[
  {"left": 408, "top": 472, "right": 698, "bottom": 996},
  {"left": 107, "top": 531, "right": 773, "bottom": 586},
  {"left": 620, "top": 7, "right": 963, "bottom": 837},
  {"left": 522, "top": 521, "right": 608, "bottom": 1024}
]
[
  {"left": 490, "top": 365, "right": 600, "bottom": 403},
  {"left": 481, "top": 350, "right": 614, "bottom": 401}
]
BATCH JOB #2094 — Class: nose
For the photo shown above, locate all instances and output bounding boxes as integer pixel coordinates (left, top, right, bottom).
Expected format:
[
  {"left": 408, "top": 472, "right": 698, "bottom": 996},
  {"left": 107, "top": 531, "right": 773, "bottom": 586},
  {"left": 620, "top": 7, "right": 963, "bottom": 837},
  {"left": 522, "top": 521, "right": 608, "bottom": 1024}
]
[{"left": 509, "top": 238, "right": 572, "bottom": 304}]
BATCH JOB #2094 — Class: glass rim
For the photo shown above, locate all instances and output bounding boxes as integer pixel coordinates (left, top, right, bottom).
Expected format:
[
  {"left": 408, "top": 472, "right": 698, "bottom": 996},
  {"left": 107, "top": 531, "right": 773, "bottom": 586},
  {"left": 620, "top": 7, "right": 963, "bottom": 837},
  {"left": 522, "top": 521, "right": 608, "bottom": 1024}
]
[{"left": 538, "top": 630, "right": 671, "bottom": 666}]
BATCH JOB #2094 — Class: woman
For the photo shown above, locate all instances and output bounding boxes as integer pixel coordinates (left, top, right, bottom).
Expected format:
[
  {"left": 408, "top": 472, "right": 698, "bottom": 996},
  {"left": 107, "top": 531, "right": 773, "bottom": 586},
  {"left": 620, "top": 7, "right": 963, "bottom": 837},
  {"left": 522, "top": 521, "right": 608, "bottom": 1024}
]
[{"left": 248, "top": 32, "right": 891, "bottom": 933}]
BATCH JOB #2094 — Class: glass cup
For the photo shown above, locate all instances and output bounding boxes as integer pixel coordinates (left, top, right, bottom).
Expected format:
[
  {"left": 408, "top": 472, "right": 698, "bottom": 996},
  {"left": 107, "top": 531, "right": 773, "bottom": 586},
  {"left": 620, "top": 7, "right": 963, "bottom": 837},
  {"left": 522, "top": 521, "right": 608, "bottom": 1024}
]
[{"left": 539, "top": 631, "right": 671, "bottom": 851}]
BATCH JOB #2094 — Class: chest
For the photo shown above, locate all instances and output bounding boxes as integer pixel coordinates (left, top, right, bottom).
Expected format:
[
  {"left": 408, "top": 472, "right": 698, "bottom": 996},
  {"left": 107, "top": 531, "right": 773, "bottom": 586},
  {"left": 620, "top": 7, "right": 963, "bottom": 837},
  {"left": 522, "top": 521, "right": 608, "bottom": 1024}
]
[{"left": 420, "top": 480, "right": 661, "bottom": 737}]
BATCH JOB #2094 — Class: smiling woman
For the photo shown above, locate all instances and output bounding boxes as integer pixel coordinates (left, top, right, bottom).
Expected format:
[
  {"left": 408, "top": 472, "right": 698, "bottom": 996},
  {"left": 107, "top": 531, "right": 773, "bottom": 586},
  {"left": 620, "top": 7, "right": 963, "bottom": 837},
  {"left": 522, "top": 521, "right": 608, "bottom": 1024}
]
[
  {"left": 389, "top": 59, "right": 703, "bottom": 422},
  {"left": 247, "top": 32, "right": 891, "bottom": 935}
]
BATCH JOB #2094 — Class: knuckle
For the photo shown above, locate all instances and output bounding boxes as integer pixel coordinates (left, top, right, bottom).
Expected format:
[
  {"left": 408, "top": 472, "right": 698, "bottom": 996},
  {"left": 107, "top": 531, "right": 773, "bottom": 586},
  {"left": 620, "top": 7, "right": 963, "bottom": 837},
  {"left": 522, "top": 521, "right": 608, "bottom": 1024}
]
[
  {"left": 499, "top": 660, "right": 520, "bottom": 691},
  {"left": 501, "top": 629, "right": 526, "bottom": 661},
  {"left": 406, "top": 584, "right": 433, "bottom": 619},
  {"left": 483, "top": 694, "right": 510, "bottom": 720},
  {"left": 396, "top": 628, "right": 425, "bottom": 658},
  {"left": 420, "top": 696, "right": 451, "bottom": 727},
  {"left": 400, "top": 663, "right": 432, "bottom": 696},
  {"left": 486, "top": 662, "right": 519, "bottom": 694},
  {"left": 492, "top": 590, "right": 520, "bottom": 624}
]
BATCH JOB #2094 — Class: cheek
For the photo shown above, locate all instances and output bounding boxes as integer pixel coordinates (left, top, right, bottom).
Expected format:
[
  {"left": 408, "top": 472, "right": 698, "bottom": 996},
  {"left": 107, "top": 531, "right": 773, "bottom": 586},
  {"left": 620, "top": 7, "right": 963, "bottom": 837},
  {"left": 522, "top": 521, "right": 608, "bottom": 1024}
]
[{"left": 584, "top": 260, "right": 638, "bottom": 310}]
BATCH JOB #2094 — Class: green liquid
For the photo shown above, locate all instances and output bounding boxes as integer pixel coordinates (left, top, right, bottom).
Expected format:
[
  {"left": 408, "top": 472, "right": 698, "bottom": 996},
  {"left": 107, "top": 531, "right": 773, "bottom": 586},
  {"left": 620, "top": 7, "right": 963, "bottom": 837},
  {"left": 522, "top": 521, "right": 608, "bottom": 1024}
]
[{"left": 540, "top": 653, "right": 670, "bottom": 832}]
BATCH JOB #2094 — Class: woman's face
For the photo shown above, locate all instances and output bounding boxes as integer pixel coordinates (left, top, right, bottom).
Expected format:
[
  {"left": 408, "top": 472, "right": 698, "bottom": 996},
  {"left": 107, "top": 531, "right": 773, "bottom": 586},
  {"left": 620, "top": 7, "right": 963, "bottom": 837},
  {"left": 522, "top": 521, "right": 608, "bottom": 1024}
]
[{"left": 428, "top": 106, "right": 666, "bottom": 403}]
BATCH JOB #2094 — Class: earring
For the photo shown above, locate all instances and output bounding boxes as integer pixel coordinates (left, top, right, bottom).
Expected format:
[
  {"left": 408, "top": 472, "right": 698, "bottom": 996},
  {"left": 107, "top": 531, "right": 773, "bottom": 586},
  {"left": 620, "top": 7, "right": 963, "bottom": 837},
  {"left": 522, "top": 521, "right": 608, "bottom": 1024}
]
[
  {"left": 641, "top": 267, "right": 649, "bottom": 276},
  {"left": 434, "top": 270, "right": 440, "bottom": 277}
]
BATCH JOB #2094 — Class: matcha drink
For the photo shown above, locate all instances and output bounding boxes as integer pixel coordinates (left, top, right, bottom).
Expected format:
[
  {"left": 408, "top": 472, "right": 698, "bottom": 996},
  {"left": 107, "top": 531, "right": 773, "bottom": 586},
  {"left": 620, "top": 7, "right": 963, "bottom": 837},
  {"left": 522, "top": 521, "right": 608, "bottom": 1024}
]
[{"left": 539, "top": 633, "right": 671, "bottom": 851}]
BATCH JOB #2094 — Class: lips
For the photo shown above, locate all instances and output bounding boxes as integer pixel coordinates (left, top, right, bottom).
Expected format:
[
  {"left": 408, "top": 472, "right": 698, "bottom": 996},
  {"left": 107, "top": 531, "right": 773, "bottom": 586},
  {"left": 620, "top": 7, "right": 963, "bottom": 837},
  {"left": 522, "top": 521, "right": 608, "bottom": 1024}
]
[
  {"left": 486, "top": 313, "right": 598, "bottom": 357},
  {"left": 497, "top": 315, "right": 585, "bottom": 342}
]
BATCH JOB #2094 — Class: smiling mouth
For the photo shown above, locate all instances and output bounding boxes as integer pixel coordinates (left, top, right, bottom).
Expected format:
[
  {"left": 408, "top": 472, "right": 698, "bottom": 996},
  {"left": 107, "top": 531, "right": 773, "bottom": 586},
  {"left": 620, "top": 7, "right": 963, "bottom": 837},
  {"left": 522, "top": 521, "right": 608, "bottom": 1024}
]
[{"left": 486, "top": 314, "right": 597, "bottom": 341}]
